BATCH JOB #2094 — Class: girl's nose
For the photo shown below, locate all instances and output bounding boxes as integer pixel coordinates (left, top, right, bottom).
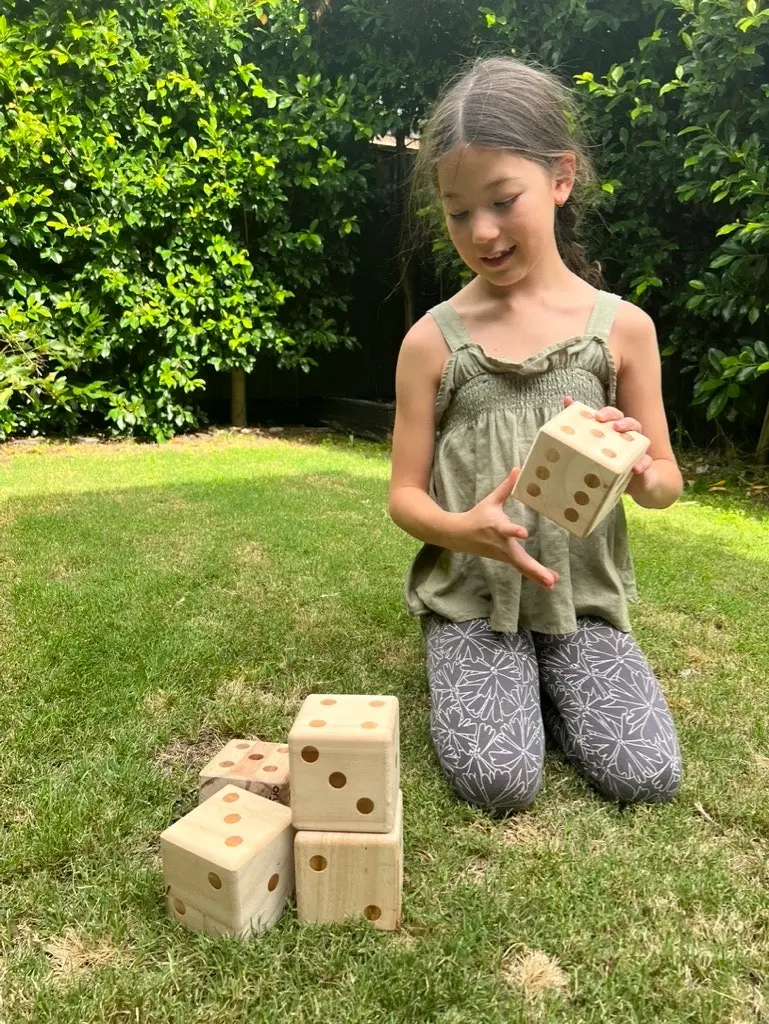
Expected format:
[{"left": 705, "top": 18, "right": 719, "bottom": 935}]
[{"left": 471, "top": 211, "right": 499, "bottom": 245}]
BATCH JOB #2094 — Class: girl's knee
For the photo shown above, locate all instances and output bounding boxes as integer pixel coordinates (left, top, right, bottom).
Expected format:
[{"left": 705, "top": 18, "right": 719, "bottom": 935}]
[
  {"left": 597, "top": 752, "right": 683, "bottom": 805},
  {"left": 449, "top": 760, "right": 544, "bottom": 812}
]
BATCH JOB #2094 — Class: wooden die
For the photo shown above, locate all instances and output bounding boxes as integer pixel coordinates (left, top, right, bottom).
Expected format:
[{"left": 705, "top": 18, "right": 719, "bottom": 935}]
[
  {"left": 288, "top": 694, "right": 399, "bottom": 833},
  {"left": 161, "top": 785, "right": 294, "bottom": 938},
  {"left": 198, "top": 739, "right": 290, "bottom": 806},
  {"left": 295, "top": 791, "right": 403, "bottom": 931},
  {"left": 512, "top": 400, "right": 650, "bottom": 538}
]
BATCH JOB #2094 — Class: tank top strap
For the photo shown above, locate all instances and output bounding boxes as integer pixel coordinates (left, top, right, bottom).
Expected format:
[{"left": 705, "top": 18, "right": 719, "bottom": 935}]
[
  {"left": 583, "top": 290, "right": 621, "bottom": 407},
  {"left": 428, "top": 302, "right": 473, "bottom": 355},
  {"left": 584, "top": 290, "right": 621, "bottom": 342}
]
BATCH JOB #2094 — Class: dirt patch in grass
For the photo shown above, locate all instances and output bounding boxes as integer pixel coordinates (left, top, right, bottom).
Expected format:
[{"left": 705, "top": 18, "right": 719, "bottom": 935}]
[
  {"left": 235, "top": 540, "right": 270, "bottom": 568},
  {"left": 44, "top": 928, "right": 126, "bottom": 983},
  {"left": 464, "top": 857, "right": 491, "bottom": 884},
  {"left": 501, "top": 947, "right": 569, "bottom": 1000},
  {"left": 502, "top": 817, "right": 564, "bottom": 853},
  {"left": 302, "top": 474, "right": 358, "bottom": 496},
  {"left": 151, "top": 727, "right": 234, "bottom": 779}
]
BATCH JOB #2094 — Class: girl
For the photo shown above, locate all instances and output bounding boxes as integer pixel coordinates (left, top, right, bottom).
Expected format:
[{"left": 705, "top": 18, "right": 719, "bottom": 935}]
[{"left": 388, "top": 57, "right": 683, "bottom": 811}]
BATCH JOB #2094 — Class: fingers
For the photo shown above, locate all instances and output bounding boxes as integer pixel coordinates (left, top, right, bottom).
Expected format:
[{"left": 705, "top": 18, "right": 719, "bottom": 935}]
[
  {"left": 613, "top": 417, "right": 643, "bottom": 433},
  {"left": 595, "top": 407, "right": 643, "bottom": 434},
  {"left": 632, "top": 453, "right": 654, "bottom": 476},
  {"left": 594, "top": 406, "right": 623, "bottom": 423},
  {"left": 490, "top": 466, "right": 520, "bottom": 503},
  {"left": 498, "top": 520, "right": 529, "bottom": 541},
  {"left": 507, "top": 540, "right": 559, "bottom": 591},
  {"left": 563, "top": 396, "right": 575, "bottom": 408}
]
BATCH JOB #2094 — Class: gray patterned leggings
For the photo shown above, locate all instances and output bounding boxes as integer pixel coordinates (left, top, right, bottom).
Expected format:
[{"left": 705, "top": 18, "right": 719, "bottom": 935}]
[{"left": 423, "top": 614, "right": 682, "bottom": 810}]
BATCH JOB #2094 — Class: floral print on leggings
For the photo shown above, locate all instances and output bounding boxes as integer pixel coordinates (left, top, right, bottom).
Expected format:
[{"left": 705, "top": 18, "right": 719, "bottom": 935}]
[{"left": 423, "top": 614, "right": 682, "bottom": 810}]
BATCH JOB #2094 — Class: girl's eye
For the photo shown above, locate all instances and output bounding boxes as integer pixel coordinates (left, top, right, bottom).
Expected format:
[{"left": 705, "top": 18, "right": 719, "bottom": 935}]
[
  {"left": 494, "top": 197, "right": 518, "bottom": 210},
  {"left": 447, "top": 210, "right": 469, "bottom": 222}
]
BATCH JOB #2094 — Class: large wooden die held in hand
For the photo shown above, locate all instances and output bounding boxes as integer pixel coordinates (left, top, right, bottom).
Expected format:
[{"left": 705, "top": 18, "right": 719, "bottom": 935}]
[
  {"left": 512, "top": 400, "right": 651, "bottom": 538},
  {"left": 161, "top": 785, "right": 294, "bottom": 938},
  {"left": 295, "top": 791, "right": 404, "bottom": 931},
  {"left": 288, "top": 694, "right": 399, "bottom": 833},
  {"left": 198, "top": 739, "right": 290, "bottom": 806}
]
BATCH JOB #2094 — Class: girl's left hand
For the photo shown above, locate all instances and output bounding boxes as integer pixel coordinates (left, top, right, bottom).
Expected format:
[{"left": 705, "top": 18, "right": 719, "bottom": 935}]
[{"left": 563, "top": 397, "right": 653, "bottom": 476}]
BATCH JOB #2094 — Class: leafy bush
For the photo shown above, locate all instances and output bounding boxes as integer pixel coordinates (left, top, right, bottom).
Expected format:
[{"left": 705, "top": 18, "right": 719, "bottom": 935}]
[
  {"left": 0, "top": 0, "right": 367, "bottom": 440},
  {"left": 573, "top": 0, "right": 769, "bottom": 446}
]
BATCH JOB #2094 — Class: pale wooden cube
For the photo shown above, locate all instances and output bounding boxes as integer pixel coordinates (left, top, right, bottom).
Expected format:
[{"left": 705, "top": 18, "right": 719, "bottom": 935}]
[
  {"left": 161, "top": 784, "right": 294, "bottom": 937},
  {"left": 512, "top": 400, "right": 651, "bottom": 538},
  {"left": 295, "top": 790, "right": 403, "bottom": 931},
  {"left": 165, "top": 889, "right": 257, "bottom": 939},
  {"left": 198, "top": 739, "right": 290, "bottom": 806},
  {"left": 288, "top": 693, "right": 399, "bottom": 833}
]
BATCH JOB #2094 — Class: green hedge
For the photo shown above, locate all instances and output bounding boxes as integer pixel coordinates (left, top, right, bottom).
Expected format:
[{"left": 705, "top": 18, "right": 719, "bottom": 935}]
[
  {"left": 0, "top": 0, "right": 367, "bottom": 440},
  {"left": 572, "top": 0, "right": 769, "bottom": 442},
  {"left": 2, "top": 0, "right": 768, "bottom": 447}
]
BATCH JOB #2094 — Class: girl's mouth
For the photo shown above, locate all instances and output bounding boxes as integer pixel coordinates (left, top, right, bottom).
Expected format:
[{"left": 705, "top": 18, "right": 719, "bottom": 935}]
[{"left": 479, "top": 246, "right": 516, "bottom": 268}]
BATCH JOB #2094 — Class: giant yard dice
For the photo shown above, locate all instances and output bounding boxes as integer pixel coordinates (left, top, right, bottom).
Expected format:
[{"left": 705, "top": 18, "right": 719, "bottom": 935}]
[
  {"left": 295, "top": 791, "right": 403, "bottom": 931},
  {"left": 512, "top": 401, "right": 650, "bottom": 538},
  {"left": 161, "top": 785, "right": 294, "bottom": 938},
  {"left": 198, "top": 738, "right": 290, "bottom": 806},
  {"left": 288, "top": 694, "right": 399, "bottom": 833}
]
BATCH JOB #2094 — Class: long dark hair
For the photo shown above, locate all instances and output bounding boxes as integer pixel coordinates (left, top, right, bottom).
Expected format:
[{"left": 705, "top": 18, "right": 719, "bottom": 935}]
[{"left": 411, "top": 56, "right": 603, "bottom": 287}]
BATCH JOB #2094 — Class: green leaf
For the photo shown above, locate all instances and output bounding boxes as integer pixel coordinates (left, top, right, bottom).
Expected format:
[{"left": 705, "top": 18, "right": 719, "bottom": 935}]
[
  {"left": 707, "top": 390, "right": 729, "bottom": 419},
  {"left": 709, "top": 348, "right": 727, "bottom": 371}
]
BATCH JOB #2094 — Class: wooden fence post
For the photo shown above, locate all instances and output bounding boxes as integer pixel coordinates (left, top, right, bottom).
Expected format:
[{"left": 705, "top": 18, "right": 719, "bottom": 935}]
[{"left": 231, "top": 370, "right": 247, "bottom": 428}]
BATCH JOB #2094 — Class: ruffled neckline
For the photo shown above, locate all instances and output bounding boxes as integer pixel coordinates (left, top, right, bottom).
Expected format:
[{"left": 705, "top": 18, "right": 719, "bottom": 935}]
[
  {"left": 436, "top": 301, "right": 607, "bottom": 375},
  {"left": 461, "top": 332, "right": 599, "bottom": 375}
]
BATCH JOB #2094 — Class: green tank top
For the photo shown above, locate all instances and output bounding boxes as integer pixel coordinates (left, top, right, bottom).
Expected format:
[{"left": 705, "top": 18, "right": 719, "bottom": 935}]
[{"left": 404, "top": 290, "right": 638, "bottom": 635}]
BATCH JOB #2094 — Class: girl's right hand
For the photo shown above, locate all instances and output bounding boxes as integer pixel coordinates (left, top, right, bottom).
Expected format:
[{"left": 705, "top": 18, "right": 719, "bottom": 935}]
[{"left": 456, "top": 467, "right": 559, "bottom": 592}]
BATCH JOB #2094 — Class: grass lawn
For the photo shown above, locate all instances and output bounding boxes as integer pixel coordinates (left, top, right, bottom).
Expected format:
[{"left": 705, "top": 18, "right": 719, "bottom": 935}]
[{"left": 1, "top": 430, "right": 768, "bottom": 1023}]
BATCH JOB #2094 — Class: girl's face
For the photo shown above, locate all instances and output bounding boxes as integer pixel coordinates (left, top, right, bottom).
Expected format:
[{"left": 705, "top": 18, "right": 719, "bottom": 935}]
[{"left": 437, "top": 146, "right": 575, "bottom": 287}]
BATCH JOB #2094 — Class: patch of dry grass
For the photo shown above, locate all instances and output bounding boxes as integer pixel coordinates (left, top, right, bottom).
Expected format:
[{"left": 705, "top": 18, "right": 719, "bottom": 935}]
[
  {"left": 151, "top": 728, "right": 232, "bottom": 779},
  {"left": 44, "top": 928, "right": 125, "bottom": 983},
  {"left": 501, "top": 947, "right": 569, "bottom": 1001}
]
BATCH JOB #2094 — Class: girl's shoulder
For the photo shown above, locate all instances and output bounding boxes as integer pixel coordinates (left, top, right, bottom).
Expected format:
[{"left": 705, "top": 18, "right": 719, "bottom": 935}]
[
  {"left": 608, "top": 299, "right": 659, "bottom": 376},
  {"left": 396, "top": 311, "right": 451, "bottom": 390}
]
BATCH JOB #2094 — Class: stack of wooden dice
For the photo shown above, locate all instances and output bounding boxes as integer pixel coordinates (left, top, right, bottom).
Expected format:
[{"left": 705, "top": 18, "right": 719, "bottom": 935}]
[
  {"left": 159, "top": 693, "right": 402, "bottom": 937},
  {"left": 290, "top": 693, "right": 402, "bottom": 931}
]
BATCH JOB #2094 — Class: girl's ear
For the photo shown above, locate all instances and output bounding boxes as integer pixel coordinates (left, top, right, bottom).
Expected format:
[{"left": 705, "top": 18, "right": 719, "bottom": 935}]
[{"left": 553, "top": 153, "right": 577, "bottom": 207}]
